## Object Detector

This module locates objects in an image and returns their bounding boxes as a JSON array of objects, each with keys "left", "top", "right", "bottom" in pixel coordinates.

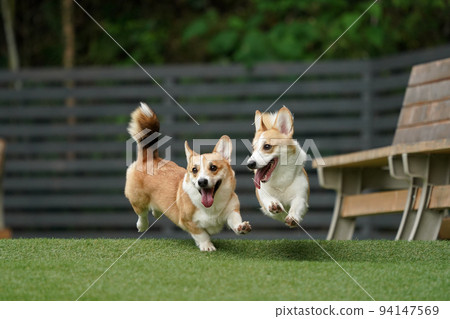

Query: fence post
[
  {"left": 361, "top": 60, "right": 373, "bottom": 150},
  {"left": 163, "top": 76, "right": 176, "bottom": 125},
  {"left": 360, "top": 60, "right": 374, "bottom": 238}
]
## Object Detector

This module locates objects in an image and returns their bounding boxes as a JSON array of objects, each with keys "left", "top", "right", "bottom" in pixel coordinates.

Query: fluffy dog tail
[{"left": 128, "top": 102, "right": 161, "bottom": 158}]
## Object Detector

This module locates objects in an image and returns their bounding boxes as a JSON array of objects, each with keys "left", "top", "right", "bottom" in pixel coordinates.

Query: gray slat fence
[{"left": 1, "top": 45, "right": 449, "bottom": 239}]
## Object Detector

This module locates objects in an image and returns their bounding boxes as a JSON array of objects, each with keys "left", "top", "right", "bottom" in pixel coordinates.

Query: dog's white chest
[
  {"left": 193, "top": 208, "right": 226, "bottom": 235},
  {"left": 268, "top": 167, "right": 307, "bottom": 197}
]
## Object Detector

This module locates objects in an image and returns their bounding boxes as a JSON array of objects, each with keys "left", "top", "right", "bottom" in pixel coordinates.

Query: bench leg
[
  {"left": 388, "top": 155, "right": 419, "bottom": 241},
  {"left": 413, "top": 208, "right": 444, "bottom": 240},
  {"left": 321, "top": 168, "right": 360, "bottom": 240},
  {"left": 327, "top": 192, "right": 356, "bottom": 240},
  {"left": 402, "top": 154, "right": 448, "bottom": 241},
  {"left": 395, "top": 183, "right": 419, "bottom": 240}
]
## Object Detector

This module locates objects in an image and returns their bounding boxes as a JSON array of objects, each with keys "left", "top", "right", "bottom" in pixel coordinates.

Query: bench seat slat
[
  {"left": 313, "top": 139, "right": 450, "bottom": 168},
  {"left": 313, "top": 146, "right": 393, "bottom": 168}
]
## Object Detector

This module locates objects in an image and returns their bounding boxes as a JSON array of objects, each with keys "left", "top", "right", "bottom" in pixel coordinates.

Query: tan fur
[
  {"left": 125, "top": 104, "right": 248, "bottom": 249},
  {"left": 125, "top": 157, "right": 196, "bottom": 229},
  {"left": 253, "top": 107, "right": 308, "bottom": 196},
  {"left": 250, "top": 106, "right": 310, "bottom": 227}
]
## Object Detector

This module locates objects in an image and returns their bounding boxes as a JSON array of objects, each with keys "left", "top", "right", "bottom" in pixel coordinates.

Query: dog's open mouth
[
  {"left": 254, "top": 157, "right": 278, "bottom": 189},
  {"left": 199, "top": 180, "right": 222, "bottom": 208}
]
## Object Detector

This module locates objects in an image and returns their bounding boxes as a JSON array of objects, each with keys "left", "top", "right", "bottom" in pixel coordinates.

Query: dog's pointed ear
[
  {"left": 214, "top": 135, "right": 232, "bottom": 162},
  {"left": 254, "top": 110, "right": 267, "bottom": 132},
  {"left": 184, "top": 141, "right": 193, "bottom": 164},
  {"left": 274, "top": 106, "right": 293, "bottom": 136}
]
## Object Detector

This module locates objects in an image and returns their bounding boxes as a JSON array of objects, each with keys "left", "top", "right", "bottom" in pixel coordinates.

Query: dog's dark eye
[
  {"left": 210, "top": 164, "right": 217, "bottom": 172},
  {"left": 263, "top": 144, "right": 272, "bottom": 150},
  {"left": 192, "top": 167, "right": 198, "bottom": 174}
]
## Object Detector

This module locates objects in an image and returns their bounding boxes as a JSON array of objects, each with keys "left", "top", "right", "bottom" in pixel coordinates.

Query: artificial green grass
[{"left": 0, "top": 238, "right": 449, "bottom": 300}]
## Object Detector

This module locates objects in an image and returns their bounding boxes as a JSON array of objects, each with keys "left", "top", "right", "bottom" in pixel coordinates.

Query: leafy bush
[{"left": 3, "top": 0, "right": 449, "bottom": 67}]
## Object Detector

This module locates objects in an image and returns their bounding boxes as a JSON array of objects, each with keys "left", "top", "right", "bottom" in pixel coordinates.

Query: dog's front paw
[
  {"left": 199, "top": 241, "right": 216, "bottom": 252},
  {"left": 268, "top": 201, "right": 284, "bottom": 214},
  {"left": 285, "top": 215, "right": 300, "bottom": 228},
  {"left": 236, "top": 221, "right": 252, "bottom": 234}
]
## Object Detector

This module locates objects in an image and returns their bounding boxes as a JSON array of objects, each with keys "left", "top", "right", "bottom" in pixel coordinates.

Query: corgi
[
  {"left": 125, "top": 102, "right": 251, "bottom": 251},
  {"left": 247, "top": 106, "right": 309, "bottom": 228}
]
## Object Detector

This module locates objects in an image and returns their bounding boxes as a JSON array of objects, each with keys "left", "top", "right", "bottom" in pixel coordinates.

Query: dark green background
[{"left": 2, "top": 0, "right": 449, "bottom": 67}]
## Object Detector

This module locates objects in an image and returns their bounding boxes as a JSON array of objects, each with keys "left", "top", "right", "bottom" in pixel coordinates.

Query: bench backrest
[{"left": 393, "top": 58, "right": 450, "bottom": 144}]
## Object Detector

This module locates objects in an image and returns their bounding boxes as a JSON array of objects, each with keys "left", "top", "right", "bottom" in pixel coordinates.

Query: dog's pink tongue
[
  {"left": 254, "top": 169, "right": 264, "bottom": 189},
  {"left": 200, "top": 188, "right": 214, "bottom": 207}
]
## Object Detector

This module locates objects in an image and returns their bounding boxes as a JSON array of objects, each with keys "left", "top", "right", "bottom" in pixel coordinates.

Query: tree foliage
[{"left": 1, "top": 0, "right": 449, "bottom": 67}]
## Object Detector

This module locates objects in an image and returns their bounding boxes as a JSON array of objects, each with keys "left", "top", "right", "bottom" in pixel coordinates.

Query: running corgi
[
  {"left": 247, "top": 106, "right": 309, "bottom": 227},
  {"left": 125, "top": 103, "right": 251, "bottom": 251}
]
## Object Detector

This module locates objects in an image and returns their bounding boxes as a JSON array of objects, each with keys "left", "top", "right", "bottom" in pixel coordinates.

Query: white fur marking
[{"left": 140, "top": 102, "right": 153, "bottom": 117}]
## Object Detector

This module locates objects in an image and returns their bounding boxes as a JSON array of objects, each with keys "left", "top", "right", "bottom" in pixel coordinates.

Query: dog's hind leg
[
  {"left": 131, "top": 203, "right": 149, "bottom": 232},
  {"left": 152, "top": 209, "right": 162, "bottom": 219}
]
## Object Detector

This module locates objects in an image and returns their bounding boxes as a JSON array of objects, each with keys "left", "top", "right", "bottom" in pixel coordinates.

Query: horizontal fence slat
[
  {"left": 0, "top": 98, "right": 365, "bottom": 120},
  {"left": 0, "top": 79, "right": 365, "bottom": 101},
  {"left": 0, "top": 60, "right": 368, "bottom": 83},
  {"left": 372, "top": 73, "right": 410, "bottom": 92},
  {"left": 4, "top": 177, "right": 126, "bottom": 190},
  {"left": 1, "top": 45, "right": 445, "bottom": 84},
  {"left": 6, "top": 142, "right": 126, "bottom": 154},
  {"left": 0, "top": 85, "right": 164, "bottom": 101},
  {"left": 0, "top": 123, "right": 127, "bottom": 137},
  {"left": 5, "top": 159, "right": 125, "bottom": 172},
  {"left": 3, "top": 174, "right": 324, "bottom": 193},
  {"left": 373, "top": 45, "right": 450, "bottom": 72},
  {"left": 4, "top": 210, "right": 333, "bottom": 229},
  {"left": 4, "top": 192, "right": 334, "bottom": 209},
  {"left": 0, "top": 118, "right": 363, "bottom": 137},
  {"left": 372, "top": 95, "right": 404, "bottom": 113},
  {"left": 0, "top": 104, "right": 140, "bottom": 119},
  {"left": 4, "top": 136, "right": 362, "bottom": 155}
]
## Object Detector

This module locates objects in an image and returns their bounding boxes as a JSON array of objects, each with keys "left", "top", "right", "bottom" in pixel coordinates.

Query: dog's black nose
[
  {"left": 198, "top": 178, "right": 208, "bottom": 188},
  {"left": 247, "top": 161, "right": 256, "bottom": 170}
]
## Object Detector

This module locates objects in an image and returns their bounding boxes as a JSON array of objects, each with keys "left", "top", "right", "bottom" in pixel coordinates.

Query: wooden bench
[
  {"left": 0, "top": 139, "right": 11, "bottom": 238},
  {"left": 313, "top": 58, "right": 450, "bottom": 240}
]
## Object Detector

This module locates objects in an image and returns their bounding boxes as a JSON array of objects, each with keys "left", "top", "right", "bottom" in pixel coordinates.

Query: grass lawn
[{"left": 0, "top": 238, "right": 449, "bottom": 300}]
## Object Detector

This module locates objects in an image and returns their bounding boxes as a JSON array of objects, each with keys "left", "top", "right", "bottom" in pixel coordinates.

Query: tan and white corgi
[
  {"left": 125, "top": 103, "right": 251, "bottom": 251},
  {"left": 247, "top": 106, "right": 309, "bottom": 227}
]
